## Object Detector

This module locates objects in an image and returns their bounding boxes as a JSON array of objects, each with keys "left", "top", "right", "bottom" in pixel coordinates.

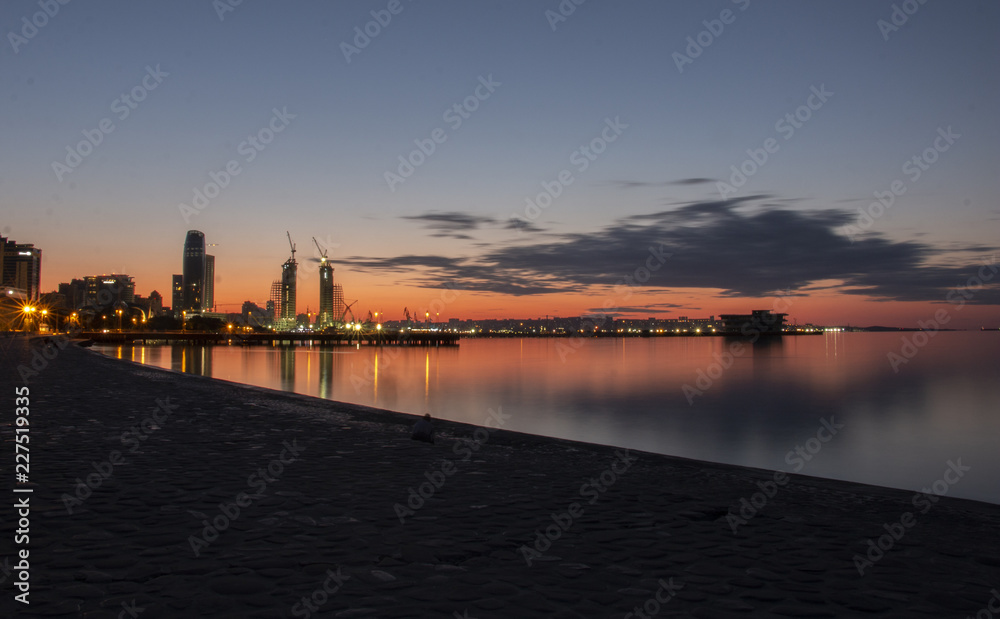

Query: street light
[{"left": 22, "top": 305, "right": 35, "bottom": 332}]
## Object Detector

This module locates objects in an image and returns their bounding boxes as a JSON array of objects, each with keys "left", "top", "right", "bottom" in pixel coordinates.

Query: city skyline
[{"left": 4, "top": 1, "right": 999, "bottom": 328}]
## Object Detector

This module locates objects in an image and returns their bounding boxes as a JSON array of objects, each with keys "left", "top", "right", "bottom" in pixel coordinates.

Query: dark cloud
[
  {"left": 609, "top": 178, "right": 715, "bottom": 189},
  {"left": 401, "top": 211, "right": 497, "bottom": 239},
  {"left": 505, "top": 217, "right": 545, "bottom": 233},
  {"left": 335, "top": 199, "right": 1000, "bottom": 303}
]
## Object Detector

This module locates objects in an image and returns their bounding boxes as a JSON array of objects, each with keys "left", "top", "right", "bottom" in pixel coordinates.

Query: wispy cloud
[
  {"left": 608, "top": 177, "right": 715, "bottom": 189},
  {"left": 400, "top": 211, "right": 497, "bottom": 239}
]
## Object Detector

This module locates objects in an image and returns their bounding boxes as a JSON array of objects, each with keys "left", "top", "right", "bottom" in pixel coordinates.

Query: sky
[{"left": 2, "top": 0, "right": 999, "bottom": 327}]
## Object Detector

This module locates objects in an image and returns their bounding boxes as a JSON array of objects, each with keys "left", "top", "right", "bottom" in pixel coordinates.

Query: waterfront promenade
[{"left": 2, "top": 334, "right": 999, "bottom": 617}]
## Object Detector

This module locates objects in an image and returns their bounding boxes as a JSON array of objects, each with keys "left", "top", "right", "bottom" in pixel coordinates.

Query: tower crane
[{"left": 312, "top": 237, "right": 329, "bottom": 262}]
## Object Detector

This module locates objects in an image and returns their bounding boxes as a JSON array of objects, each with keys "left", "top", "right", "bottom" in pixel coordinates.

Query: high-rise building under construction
[
  {"left": 280, "top": 258, "right": 296, "bottom": 322},
  {"left": 318, "top": 258, "right": 333, "bottom": 327}
]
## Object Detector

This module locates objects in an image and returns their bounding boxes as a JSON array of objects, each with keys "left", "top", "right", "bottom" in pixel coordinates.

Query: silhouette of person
[{"left": 411, "top": 413, "right": 434, "bottom": 444}]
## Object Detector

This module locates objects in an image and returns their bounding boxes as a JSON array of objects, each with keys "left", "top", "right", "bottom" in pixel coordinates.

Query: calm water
[{"left": 97, "top": 332, "right": 1000, "bottom": 504}]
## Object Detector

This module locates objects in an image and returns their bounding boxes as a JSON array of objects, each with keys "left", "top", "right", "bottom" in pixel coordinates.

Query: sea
[{"left": 96, "top": 331, "right": 1000, "bottom": 504}]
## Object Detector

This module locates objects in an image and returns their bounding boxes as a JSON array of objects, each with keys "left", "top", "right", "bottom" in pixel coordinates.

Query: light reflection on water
[{"left": 100, "top": 332, "right": 1000, "bottom": 504}]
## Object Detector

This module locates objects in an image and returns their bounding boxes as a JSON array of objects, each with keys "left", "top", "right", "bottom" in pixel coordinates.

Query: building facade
[
  {"left": 279, "top": 256, "right": 296, "bottom": 324},
  {"left": 318, "top": 259, "right": 333, "bottom": 327},
  {"left": 172, "top": 274, "right": 184, "bottom": 318},
  {"left": 719, "top": 310, "right": 787, "bottom": 335},
  {"left": 182, "top": 230, "right": 206, "bottom": 313},
  {"left": 205, "top": 254, "right": 215, "bottom": 313},
  {"left": 1, "top": 236, "right": 42, "bottom": 301}
]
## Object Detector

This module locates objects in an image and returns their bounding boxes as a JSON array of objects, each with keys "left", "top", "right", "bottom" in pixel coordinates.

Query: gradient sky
[{"left": 3, "top": 0, "right": 998, "bottom": 327}]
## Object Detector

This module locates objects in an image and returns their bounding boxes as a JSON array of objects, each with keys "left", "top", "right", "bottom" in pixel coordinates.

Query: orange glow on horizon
[{"left": 35, "top": 243, "right": 999, "bottom": 330}]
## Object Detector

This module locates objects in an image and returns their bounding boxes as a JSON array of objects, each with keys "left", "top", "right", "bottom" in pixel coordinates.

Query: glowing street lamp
[{"left": 22, "top": 305, "right": 35, "bottom": 331}]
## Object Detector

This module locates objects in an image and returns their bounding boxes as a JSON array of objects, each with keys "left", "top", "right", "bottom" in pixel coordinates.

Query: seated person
[{"left": 411, "top": 413, "right": 434, "bottom": 444}]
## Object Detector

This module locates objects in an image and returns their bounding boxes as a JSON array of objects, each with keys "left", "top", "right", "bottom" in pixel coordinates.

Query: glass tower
[{"left": 182, "top": 230, "right": 206, "bottom": 313}]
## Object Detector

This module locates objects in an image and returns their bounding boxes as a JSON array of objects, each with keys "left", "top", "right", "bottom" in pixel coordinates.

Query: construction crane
[
  {"left": 286, "top": 231, "right": 296, "bottom": 261},
  {"left": 312, "top": 237, "right": 328, "bottom": 263}
]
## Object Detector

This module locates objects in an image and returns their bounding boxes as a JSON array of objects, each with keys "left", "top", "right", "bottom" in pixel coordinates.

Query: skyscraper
[
  {"left": 205, "top": 254, "right": 215, "bottom": 313},
  {"left": 1, "top": 236, "right": 42, "bottom": 301},
  {"left": 280, "top": 256, "right": 296, "bottom": 323},
  {"left": 182, "top": 230, "right": 206, "bottom": 313},
  {"left": 172, "top": 275, "right": 183, "bottom": 318},
  {"left": 318, "top": 257, "right": 333, "bottom": 327}
]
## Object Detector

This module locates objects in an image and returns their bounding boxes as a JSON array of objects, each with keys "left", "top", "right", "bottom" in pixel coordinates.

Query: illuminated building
[
  {"left": 280, "top": 257, "right": 296, "bottom": 325},
  {"left": 1, "top": 236, "right": 42, "bottom": 301},
  {"left": 182, "top": 230, "right": 206, "bottom": 313},
  {"left": 172, "top": 274, "right": 184, "bottom": 318}
]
